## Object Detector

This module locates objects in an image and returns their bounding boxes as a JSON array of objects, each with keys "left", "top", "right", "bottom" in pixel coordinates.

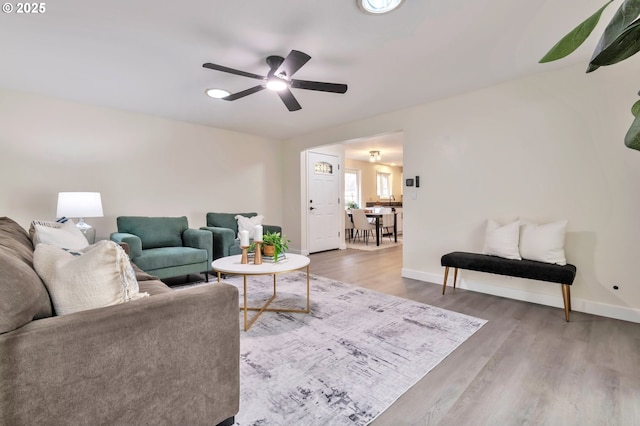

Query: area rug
[
  {"left": 346, "top": 235, "right": 402, "bottom": 251},
  {"left": 190, "top": 272, "right": 486, "bottom": 426}
]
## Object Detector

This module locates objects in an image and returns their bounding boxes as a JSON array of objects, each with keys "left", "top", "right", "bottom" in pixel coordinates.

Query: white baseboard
[
  {"left": 290, "top": 248, "right": 309, "bottom": 256},
  {"left": 401, "top": 268, "right": 640, "bottom": 324}
]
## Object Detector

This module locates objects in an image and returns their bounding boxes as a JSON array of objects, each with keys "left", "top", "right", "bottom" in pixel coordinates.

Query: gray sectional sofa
[{"left": 0, "top": 217, "right": 239, "bottom": 426}]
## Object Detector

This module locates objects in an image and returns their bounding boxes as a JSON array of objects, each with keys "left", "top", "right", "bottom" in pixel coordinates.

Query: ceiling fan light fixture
[
  {"left": 266, "top": 79, "right": 288, "bottom": 92},
  {"left": 205, "top": 88, "right": 231, "bottom": 99},
  {"left": 357, "top": 0, "right": 404, "bottom": 14}
]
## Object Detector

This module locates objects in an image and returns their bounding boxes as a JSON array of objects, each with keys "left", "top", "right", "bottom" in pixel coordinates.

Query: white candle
[
  {"left": 239, "top": 229, "right": 249, "bottom": 247},
  {"left": 254, "top": 225, "right": 263, "bottom": 242}
]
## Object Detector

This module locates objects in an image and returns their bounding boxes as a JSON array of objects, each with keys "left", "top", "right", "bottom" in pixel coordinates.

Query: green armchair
[
  {"left": 110, "top": 216, "right": 212, "bottom": 280},
  {"left": 200, "top": 212, "right": 282, "bottom": 260}
]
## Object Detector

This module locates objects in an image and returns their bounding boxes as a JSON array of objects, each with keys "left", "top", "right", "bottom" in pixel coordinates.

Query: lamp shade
[{"left": 56, "top": 192, "right": 104, "bottom": 218}]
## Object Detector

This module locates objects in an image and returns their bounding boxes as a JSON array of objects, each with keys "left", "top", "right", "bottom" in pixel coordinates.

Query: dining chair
[
  {"left": 351, "top": 209, "right": 376, "bottom": 245},
  {"left": 380, "top": 208, "right": 395, "bottom": 241},
  {"left": 345, "top": 210, "right": 354, "bottom": 242}
]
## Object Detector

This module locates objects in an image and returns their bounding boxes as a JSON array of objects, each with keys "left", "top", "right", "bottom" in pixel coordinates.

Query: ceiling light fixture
[
  {"left": 369, "top": 150, "right": 381, "bottom": 162},
  {"left": 266, "top": 78, "right": 288, "bottom": 92},
  {"left": 205, "top": 88, "right": 230, "bottom": 99},
  {"left": 357, "top": 0, "right": 404, "bottom": 14}
]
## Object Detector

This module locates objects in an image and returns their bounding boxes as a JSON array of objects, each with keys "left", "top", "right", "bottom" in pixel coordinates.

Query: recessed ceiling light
[
  {"left": 357, "top": 0, "right": 404, "bottom": 14},
  {"left": 205, "top": 88, "right": 230, "bottom": 99}
]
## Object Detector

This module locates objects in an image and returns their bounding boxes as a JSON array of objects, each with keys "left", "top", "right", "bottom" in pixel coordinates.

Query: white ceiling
[
  {"left": 1, "top": 0, "right": 601, "bottom": 150},
  {"left": 343, "top": 131, "right": 404, "bottom": 166}
]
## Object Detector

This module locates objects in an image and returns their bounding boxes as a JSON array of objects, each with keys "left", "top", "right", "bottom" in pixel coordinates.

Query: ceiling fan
[{"left": 203, "top": 50, "right": 348, "bottom": 112}]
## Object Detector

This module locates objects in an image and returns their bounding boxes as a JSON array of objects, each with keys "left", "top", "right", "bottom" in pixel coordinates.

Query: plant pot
[{"left": 263, "top": 244, "right": 276, "bottom": 257}]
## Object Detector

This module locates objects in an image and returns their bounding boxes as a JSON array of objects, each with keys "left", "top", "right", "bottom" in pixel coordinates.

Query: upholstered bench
[{"left": 441, "top": 251, "right": 577, "bottom": 321}]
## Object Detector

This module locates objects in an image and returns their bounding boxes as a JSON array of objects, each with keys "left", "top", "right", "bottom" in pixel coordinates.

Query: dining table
[{"left": 348, "top": 210, "right": 398, "bottom": 246}]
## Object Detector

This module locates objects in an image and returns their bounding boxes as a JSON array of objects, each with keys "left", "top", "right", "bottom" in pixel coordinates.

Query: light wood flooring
[{"left": 308, "top": 246, "right": 640, "bottom": 426}]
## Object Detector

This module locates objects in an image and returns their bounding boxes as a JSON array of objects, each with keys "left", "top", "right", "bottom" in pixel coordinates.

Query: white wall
[
  {"left": 0, "top": 88, "right": 284, "bottom": 241},
  {"left": 283, "top": 60, "right": 640, "bottom": 322}
]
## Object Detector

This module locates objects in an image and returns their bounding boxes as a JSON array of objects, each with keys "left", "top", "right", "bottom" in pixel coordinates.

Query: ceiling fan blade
[
  {"left": 223, "top": 85, "right": 266, "bottom": 101},
  {"left": 291, "top": 79, "right": 348, "bottom": 94},
  {"left": 203, "top": 63, "right": 265, "bottom": 80},
  {"left": 277, "top": 88, "right": 302, "bottom": 111},
  {"left": 274, "top": 50, "right": 311, "bottom": 79}
]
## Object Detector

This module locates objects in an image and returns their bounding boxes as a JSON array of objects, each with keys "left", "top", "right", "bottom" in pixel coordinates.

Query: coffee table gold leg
[
  {"left": 237, "top": 264, "right": 311, "bottom": 331},
  {"left": 243, "top": 275, "right": 248, "bottom": 331},
  {"left": 306, "top": 265, "right": 310, "bottom": 313},
  {"left": 217, "top": 272, "right": 221, "bottom": 283}
]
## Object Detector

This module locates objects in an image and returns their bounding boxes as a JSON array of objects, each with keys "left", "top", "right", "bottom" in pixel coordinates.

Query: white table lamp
[{"left": 56, "top": 192, "right": 104, "bottom": 230}]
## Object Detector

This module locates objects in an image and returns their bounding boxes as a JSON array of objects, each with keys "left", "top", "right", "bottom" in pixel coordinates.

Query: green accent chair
[
  {"left": 110, "top": 216, "right": 212, "bottom": 281},
  {"left": 200, "top": 212, "right": 282, "bottom": 261}
]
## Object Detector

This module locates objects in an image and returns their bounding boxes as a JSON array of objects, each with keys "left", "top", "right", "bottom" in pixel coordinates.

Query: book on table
[{"left": 247, "top": 253, "right": 288, "bottom": 263}]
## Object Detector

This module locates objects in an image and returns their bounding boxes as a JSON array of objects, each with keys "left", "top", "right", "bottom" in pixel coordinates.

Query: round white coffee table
[{"left": 211, "top": 253, "right": 311, "bottom": 331}]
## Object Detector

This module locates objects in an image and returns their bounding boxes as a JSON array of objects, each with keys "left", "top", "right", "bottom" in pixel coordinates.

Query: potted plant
[
  {"left": 346, "top": 201, "right": 359, "bottom": 210},
  {"left": 253, "top": 231, "right": 290, "bottom": 262},
  {"left": 539, "top": 0, "right": 640, "bottom": 150}
]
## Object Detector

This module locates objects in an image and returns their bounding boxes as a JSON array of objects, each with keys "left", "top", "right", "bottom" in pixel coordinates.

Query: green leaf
[
  {"left": 588, "top": 0, "right": 640, "bottom": 72},
  {"left": 590, "top": 19, "right": 640, "bottom": 66},
  {"left": 632, "top": 99, "right": 640, "bottom": 116},
  {"left": 624, "top": 111, "right": 640, "bottom": 150},
  {"left": 539, "top": 1, "right": 614, "bottom": 63}
]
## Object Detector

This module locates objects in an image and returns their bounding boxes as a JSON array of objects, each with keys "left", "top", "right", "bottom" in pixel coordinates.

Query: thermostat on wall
[{"left": 405, "top": 178, "right": 414, "bottom": 187}]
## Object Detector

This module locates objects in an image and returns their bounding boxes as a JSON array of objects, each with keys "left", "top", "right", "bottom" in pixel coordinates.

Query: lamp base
[{"left": 76, "top": 218, "right": 93, "bottom": 230}]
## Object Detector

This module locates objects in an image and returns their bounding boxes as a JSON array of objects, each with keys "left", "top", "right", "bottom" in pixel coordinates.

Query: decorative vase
[{"left": 263, "top": 244, "right": 276, "bottom": 257}]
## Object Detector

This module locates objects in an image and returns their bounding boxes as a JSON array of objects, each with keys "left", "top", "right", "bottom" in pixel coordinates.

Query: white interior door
[{"left": 307, "top": 151, "right": 340, "bottom": 253}]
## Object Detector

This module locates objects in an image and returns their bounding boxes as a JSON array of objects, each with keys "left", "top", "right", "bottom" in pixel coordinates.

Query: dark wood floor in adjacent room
[{"left": 309, "top": 246, "right": 640, "bottom": 426}]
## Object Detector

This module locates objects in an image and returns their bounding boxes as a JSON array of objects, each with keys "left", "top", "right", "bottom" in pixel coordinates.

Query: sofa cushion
[
  {"left": 0, "top": 251, "right": 54, "bottom": 334},
  {"left": 0, "top": 217, "right": 53, "bottom": 334},
  {"left": 132, "top": 247, "right": 208, "bottom": 271},
  {"left": 117, "top": 216, "right": 188, "bottom": 249},
  {"left": 34, "top": 241, "right": 149, "bottom": 316},
  {"left": 235, "top": 214, "right": 264, "bottom": 239},
  {"left": 29, "top": 219, "right": 89, "bottom": 250},
  {"left": 207, "top": 212, "right": 257, "bottom": 235}
]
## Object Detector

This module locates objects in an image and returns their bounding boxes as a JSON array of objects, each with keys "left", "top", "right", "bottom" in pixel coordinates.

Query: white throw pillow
[
  {"left": 235, "top": 215, "right": 264, "bottom": 239},
  {"left": 33, "top": 240, "right": 148, "bottom": 316},
  {"left": 482, "top": 219, "right": 522, "bottom": 260},
  {"left": 31, "top": 219, "right": 89, "bottom": 250},
  {"left": 519, "top": 220, "right": 567, "bottom": 265}
]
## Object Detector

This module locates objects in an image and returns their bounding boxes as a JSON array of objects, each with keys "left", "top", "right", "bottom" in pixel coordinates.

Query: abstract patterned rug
[{"left": 201, "top": 272, "right": 487, "bottom": 426}]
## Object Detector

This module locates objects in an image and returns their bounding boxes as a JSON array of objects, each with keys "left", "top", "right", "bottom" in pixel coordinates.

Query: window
[
  {"left": 314, "top": 161, "right": 333, "bottom": 175},
  {"left": 344, "top": 169, "right": 360, "bottom": 208},
  {"left": 377, "top": 172, "right": 391, "bottom": 199}
]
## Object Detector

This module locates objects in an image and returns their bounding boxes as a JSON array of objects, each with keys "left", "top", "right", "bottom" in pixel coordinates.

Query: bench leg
[
  {"left": 453, "top": 268, "right": 458, "bottom": 290},
  {"left": 561, "top": 284, "right": 571, "bottom": 322},
  {"left": 442, "top": 267, "right": 449, "bottom": 295},
  {"left": 442, "top": 267, "right": 459, "bottom": 295}
]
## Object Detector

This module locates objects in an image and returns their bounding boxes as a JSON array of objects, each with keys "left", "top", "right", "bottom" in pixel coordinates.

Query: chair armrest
[
  {"left": 0, "top": 284, "right": 240, "bottom": 425},
  {"left": 110, "top": 232, "right": 142, "bottom": 258},
  {"left": 183, "top": 228, "right": 213, "bottom": 264},
  {"left": 263, "top": 224, "right": 282, "bottom": 235},
  {"left": 200, "top": 226, "right": 237, "bottom": 260}
]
